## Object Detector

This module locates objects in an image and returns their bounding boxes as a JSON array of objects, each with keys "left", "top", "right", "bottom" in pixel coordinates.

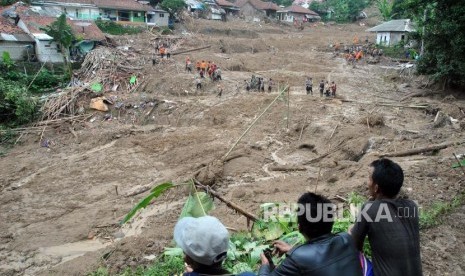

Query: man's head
[
  {"left": 369, "top": 158, "right": 404, "bottom": 198},
  {"left": 297, "top": 192, "right": 334, "bottom": 239},
  {"left": 174, "top": 216, "right": 229, "bottom": 268}
]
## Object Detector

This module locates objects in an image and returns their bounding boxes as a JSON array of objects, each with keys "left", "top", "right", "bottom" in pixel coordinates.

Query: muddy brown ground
[{"left": 0, "top": 18, "right": 464, "bottom": 275}]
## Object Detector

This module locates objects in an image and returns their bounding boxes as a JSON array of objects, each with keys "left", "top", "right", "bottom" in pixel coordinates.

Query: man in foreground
[
  {"left": 174, "top": 216, "right": 255, "bottom": 276},
  {"left": 258, "top": 192, "right": 362, "bottom": 276},
  {"left": 350, "top": 158, "right": 422, "bottom": 276}
]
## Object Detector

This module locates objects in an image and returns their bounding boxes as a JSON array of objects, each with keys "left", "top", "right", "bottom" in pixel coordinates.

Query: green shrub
[
  {"left": 95, "top": 20, "right": 145, "bottom": 35},
  {"left": 0, "top": 77, "right": 37, "bottom": 125},
  {"left": 1, "top": 51, "right": 15, "bottom": 71},
  {"left": 4, "top": 69, "right": 65, "bottom": 93}
]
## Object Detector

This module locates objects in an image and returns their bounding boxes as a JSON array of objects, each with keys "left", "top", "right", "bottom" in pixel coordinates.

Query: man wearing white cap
[{"left": 174, "top": 216, "right": 255, "bottom": 276}]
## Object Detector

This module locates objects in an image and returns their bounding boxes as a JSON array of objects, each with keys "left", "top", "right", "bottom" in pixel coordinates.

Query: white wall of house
[
  {"left": 64, "top": 7, "right": 100, "bottom": 20},
  {"left": 35, "top": 39, "right": 63, "bottom": 63},
  {"left": 0, "top": 42, "right": 33, "bottom": 61},
  {"left": 376, "top": 32, "right": 407, "bottom": 46},
  {"left": 279, "top": 12, "right": 307, "bottom": 22},
  {"left": 376, "top": 32, "right": 390, "bottom": 45},
  {"left": 211, "top": 13, "right": 222, "bottom": 20},
  {"left": 147, "top": 12, "right": 169, "bottom": 26}
]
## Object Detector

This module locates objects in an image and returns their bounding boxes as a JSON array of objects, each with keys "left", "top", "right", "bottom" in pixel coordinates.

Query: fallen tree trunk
[
  {"left": 171, "top": 45, "right": 211, "bottom": 56},
  {"left": 268, "top": 165, "right": 306, "bottom": 172},
  {"left": 379, "top": 141, "right": 464, "bottom": 157},
  {"left": 194, "top": 179, "right": 258, "bottom": 222}
]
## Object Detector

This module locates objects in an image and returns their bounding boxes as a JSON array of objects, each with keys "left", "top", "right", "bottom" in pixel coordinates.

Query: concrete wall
[
  {"left": 279, "top": 12, "right": 306, "bottom": 22},
  {"left": 35, "top": 40, "right": 63, "bottom": 63},
  {"left": 240, "top": 3, "right": 265, "bottom": 19},
  {"left": 147, "top": 12, "right": 169, "bottom": 26},
  {"left": 0, "top": 42, "right": 34, "bottom": 61},
  {"left": 65, "top": 7, "right": 100, "bottom": 20},
  {"left": 376, "top": 32, "right": 407, "bottom": 46}
]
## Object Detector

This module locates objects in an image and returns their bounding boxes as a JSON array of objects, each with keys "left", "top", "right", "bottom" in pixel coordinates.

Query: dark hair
[
  {"left": 370, "top": 158, "right": 404, "bottom": 198},
  {"left": 297, "top": 192, "right": 334, "bottom": 238}
]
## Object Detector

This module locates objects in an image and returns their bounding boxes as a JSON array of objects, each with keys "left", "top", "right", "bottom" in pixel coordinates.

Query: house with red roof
[
  {"left": 234, "top": 0, "right": 280, "bottom": 20},
  {"left": 1, "top": 2, "right": 105, "bottom": 62},
  {"left": 277, "top": 5, "right": 320, "bottom": 23},
  {"left": 0, "top": 15, "right": 35, "bottom": 61},
  {"left": 215, "top": 0, "right": 240, "bottom": 16}
]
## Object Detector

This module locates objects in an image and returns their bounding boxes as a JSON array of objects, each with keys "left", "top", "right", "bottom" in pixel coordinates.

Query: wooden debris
[
  {"left": 379, "top": 141, "right": 465, "bottom": 157},
  {"left": 268, "top": 165, "right": 306, "bottom": 172},
  {"left": 194, "top": 179, "right": 258, "bottom": 222}
]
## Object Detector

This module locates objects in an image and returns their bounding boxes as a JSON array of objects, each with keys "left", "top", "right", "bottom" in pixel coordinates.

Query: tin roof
[{"left": 367, "top": 19, "right": 416, "bottom": 32}]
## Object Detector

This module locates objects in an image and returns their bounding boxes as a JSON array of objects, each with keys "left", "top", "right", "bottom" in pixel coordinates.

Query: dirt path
[{"left": 0, "top": 19, "right": 464, "bottom": 275}]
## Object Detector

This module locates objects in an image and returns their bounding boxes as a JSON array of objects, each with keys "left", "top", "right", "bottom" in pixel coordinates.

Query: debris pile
[{"left": 40, "top": 46, "right": 146, "bottom": 120}]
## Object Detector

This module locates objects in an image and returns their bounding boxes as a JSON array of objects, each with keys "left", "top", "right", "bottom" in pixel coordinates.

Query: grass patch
[
  {"left": 95, "top": 20, "right": 145, "bottom": 35},
  {"left": 419, "top": 192, "right": 465, "bottom": 229},
  {"left": 89, "top": 256, "right": 184, "bottom": 276}
]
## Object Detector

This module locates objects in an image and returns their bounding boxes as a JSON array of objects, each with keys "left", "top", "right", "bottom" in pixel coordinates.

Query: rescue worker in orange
[{"left": 200, "top": 60, "right": 207, "bottom": 73}]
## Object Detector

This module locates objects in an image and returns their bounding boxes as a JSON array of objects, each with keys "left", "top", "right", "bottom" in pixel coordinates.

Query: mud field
[{"left": 1, "top": 19, "right": 464, "bottom": 275}]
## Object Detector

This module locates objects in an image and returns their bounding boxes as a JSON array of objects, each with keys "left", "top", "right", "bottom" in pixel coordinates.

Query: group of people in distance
[
  {"left": 189, "top": 58, "right": 222, "bottom": 81},
  {"left": 306, "top": 77, "right": 337, "bottom": 97},
  {"left": 173, "top": 158, "right": 422, "bottom": 276}
]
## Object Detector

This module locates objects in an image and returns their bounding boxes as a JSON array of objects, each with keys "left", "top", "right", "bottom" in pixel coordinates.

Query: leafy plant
[
  {"left": 160, "top": 0, "right": 185, "bottom": 16},
  {"left": 179, "top": 191, "right": 214, "bottom": 218},
  {"left": 452, "top": 158, "right": 465, "bottom": 168},
  {"left": 40, "top": 14, "right": 75, "bottom": 77},
  {"left": 121, "top": 182, "right": 175, "bottom": 224},
  {"left": 1, "top": 51, "right": 15, "bottom": 71},
  {"left": 0, "top": 77, "right": 37, "bottom": 125},
  {"left": 419, "top": 193, "right": 465, "bottom": 229},
  {"left": 95, "top": 20, "right": 145, "bottom": 35},
  {"left": 377, "top": 0, "right": 395, "bottom": 21}
]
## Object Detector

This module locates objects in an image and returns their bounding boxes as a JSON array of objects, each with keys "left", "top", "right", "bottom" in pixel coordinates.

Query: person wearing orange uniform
[{"left": 200, "top": 60, "right": 207, "bottom": 73}]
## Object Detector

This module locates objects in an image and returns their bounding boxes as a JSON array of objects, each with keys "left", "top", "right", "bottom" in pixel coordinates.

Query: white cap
[{"left": 174, "top": 216, "right": 229, "bottom": 266}]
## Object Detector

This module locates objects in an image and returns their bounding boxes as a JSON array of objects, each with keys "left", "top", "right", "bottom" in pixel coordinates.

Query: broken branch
[
  {"left": 194, "top": 179, "right": 258, "bottom": 222},
  {"left": 379, "top": 141, "right": 464, "bottom": 157}
]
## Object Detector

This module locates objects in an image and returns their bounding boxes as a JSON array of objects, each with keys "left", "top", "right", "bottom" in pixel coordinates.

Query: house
[
  {"left": 203, "top": 0, "right": 226, "bottom": 20},
  {"left": 31, "top": 0, "right": 101, "bottom": 20},
  {"left": 234, "top": 0, "right": 280, "bottom": 20},
  {"left": 215, "top": 0, "right": 240, "bottom": 16},
  {"left": 185, "top": 0, "right": 205, "bottom": 13},
  {"left": 94, "top": 0, "right": 150, "bottom": 23},
  {"left": 1, "top": 2, "right": 105, "bottom": 63},
  {"left": 0, "top": 14, "right": 35, "bottom": 61},
  {"left": 277, "top": 5, "right": 320, "bottom": 22},
  {"left": 146, "top": 8, "right": 169, "bottom": 27},
  {"left": 366, "top": 19, "right": 415, "bottom": 46},
  {"left": 31, "top": 0, "right": 167, "bottom": 25}
]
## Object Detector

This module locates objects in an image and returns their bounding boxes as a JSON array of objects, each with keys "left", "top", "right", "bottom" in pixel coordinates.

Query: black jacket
[{"left": 258, "top": 233, "right": 362, "bottom": 276}]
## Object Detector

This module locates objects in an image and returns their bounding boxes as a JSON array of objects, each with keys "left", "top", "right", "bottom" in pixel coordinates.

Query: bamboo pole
[{"left": 223, "top": 85, "right": 288, "bottom": 159}]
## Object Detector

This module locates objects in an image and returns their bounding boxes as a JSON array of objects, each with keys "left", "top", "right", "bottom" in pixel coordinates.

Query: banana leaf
[
  {"left": 179, "top": 192, "right": 214, "bottom": 219},
  {"left": 121, "top": 182, "right": 174, "bottom": 224}
]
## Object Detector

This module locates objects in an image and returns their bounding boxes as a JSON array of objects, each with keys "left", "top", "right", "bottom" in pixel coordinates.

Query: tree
[
  {"left": 160, "top": 0, "right": 185, "bottom": 16},
  {"left": 327, "top": 0, "right": 370, "bottom": 22},
  {"left": 407, "top": 0, "right": 465, "bottom": 88},
  {"left": 377, "top": 0, "right": 395, "bottom": 21},
  {"left": 40, "top": 14, "right": 75, "bottom": 76}
]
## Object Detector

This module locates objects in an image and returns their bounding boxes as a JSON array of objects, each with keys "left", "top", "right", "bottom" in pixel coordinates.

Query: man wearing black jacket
[{"left": 258, "top": 193, "right": 362, "bottom": 276}]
